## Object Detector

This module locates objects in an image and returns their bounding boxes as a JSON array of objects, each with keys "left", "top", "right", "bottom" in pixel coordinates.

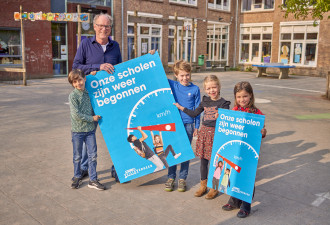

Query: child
[
  {"left": 127, "top": 126, "right": 165, "bottom": 172},
  {"left": 174, "top": 75, "right": 230, "bottom": 199},
  {"left": 212, "top": 160, "right": 224, "bottom": 192},
  {"left": 166, "top": 60, "right": 201, "bottom": 192},
  {"left": 68, "top": 69, "right": 105, "bottom": 190},
  {"left": 150, "top": 131, "right": 181, "bottom": 168},
  {"left": 222, "top": 81, "right": 267, "bottom": 218},
  {"left": 219, "top": 167, "right": 231, "bottom": 194}
]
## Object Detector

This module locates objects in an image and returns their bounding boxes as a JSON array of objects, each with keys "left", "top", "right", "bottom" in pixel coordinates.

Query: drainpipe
[
  {"left": 233, "top": 0, "right": 239, "bottom": 68},
  {"left": 121, "top": 0, "right": 124, "bottom": 56}
]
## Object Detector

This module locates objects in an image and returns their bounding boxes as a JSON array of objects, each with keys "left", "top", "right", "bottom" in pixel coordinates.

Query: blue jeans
[
  {"left": 81, "top": 143, "right": 88, "bottom": 171},
  {"left": 168, "top": 123, "right": 194, "bottom": 180},
  {"left": 72, "top": 130, "right": 98, "bottom": 181}
]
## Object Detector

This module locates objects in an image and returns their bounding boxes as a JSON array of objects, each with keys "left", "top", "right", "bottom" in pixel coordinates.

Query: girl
[
  {"left": 150, "top": 131, "right": 181, "bottom": 168},
  {"left": 212, "top": 160, "right": 224, "bottom": 192},
  {"left": 174, "top": 75, "right": 230, "bottom": 199},
  {"left": 222, "top": 81, "right": 267, "bottom": 218}
]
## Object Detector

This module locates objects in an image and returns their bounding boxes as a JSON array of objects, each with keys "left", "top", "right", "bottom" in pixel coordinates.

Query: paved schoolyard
[{"left": 1, "top": 71, "right": 329, "bottom": 225}]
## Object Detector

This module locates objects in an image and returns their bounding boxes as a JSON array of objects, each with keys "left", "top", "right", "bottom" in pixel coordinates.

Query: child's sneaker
[
  {"left": 164, "top": 178, "right": 175, "bottom": 192},
  {"left": 178, "top": 179, "right": 186, "bottom": 192},
  {"left": 71, "top": 177, "right": 82, "bottom": 189},
  {"left": 222, "top": 204, "right": 236, "bottom": 211},
  {"left": 237, "top": 209, "right": 249, "bottom": 218},
  {"left": 88, "top": 180, "right": 106, "bottom": 190},
  {"left": 174, "top": 153, "right": 181, "bottom": 159}
]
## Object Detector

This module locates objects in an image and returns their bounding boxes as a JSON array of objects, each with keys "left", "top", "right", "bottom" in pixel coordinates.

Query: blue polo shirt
[{"left": 72, "top": 36, "right": 122, "bottom": 75}]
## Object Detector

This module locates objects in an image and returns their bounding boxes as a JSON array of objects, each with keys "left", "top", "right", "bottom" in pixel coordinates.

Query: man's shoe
[
  {"left": 88, "top": 180, "right": 106, "bottom": 190},
  {"left": 71, "top": 177, "right": 82, "bottom": 189},
  {"left": 164, "top": 178, "right": 175, "bottom": 192},
  {"left": 81, "top": 170, "right": 89, "bottom": 179},
  {"left": 222, "top": 204, "right": 236, "bottom": 211},
  {"left": 237, "top": 209, "right": 249, "bottom": 218},
  {"left": 178, "top": 179, "right": 186, "bottom": 192}
]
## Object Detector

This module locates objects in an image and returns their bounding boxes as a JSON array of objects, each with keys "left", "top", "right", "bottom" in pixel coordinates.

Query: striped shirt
[{"left": 69, "top": 88, "right": 96, "bottom": 132}]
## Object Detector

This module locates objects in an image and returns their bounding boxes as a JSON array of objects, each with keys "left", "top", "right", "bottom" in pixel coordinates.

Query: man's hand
[
  {"left": 193, "top": 129, "right": 198, "bottom": 137},
  {"left": 100, "top": 63, "right": 115, "bottom": 74}
]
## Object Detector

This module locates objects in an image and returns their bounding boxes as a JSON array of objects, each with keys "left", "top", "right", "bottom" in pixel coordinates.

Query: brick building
[{"left": 1, "top": 0, "right": 329, "bottom": 80}]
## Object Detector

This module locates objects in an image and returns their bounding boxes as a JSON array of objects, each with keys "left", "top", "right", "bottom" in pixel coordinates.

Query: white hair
[{"left": 93, "top": 13, "right": 113, "bottom": 25}]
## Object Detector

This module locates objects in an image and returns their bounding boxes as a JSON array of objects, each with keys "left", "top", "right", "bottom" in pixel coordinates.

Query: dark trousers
[
  {"left": 227, "top": 187, "right": 255, "bottom": 213},
  {"left": 158, "top": 145, "right": 175, "bottom": 168},
  {"left": 200, "top": 158, "right": 209, "bottom": 180}
]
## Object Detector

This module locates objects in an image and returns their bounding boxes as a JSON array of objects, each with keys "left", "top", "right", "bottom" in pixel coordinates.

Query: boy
[
  {"left": 219, "top": 167, "right": 231, "bottom": 194},
  {"left": 68, "top": 69, "right": 105, "bottom": 190},
  {"left": 166, "top": 60, "right": 201, "bottom": 192}
]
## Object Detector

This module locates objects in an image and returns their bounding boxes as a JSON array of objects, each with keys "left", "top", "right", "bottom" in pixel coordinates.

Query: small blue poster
[
  {"left": 207, "top": 109, "right": 265, "bottom": 203},
  {"left": 85, "top": 53, "right": 195, "bottom": 183}
]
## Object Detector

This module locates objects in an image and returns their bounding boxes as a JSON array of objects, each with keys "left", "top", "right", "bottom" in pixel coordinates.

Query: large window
[
  {"left": 208, "top": 0, "right": 230, "bottom": 11},
  {"left": 279, "top": 22, "right": 319, "bottom": 66},
  {"left": 239, "top": 24, "right": 273, "bottom": 63},
  {"left": 242, "top": 0, "right": 274, "bottom": 12},
  {"left": 67, "top": 0, "right": 111, "bottom": 7},
  {"left": 0, "top": 29, "right": 21, "bottom": 66},
  {"left": 206, "top": 23, "right": 229, "bottom": 66},
  {"left": 169, "top": 0, "right": 197, "bottom": 6},
  {"left": 127, "top": 24, "right": 162, "bottom": 60},
  {"left": 168, "top": 22, "right": 196, "bottom": 63}
]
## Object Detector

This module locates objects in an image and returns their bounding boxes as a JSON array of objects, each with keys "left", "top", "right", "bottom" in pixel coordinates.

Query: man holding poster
[
  {"left": 208, "top": 81, "right": 266, "bottom": 218},
  {"left": 85, "top": 53, "right": 195, "bottom": 183}
]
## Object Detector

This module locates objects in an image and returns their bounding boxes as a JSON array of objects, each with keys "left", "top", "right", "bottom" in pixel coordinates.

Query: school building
[{"left": 1, "top": 0, "right": 329, "bottom": 80}]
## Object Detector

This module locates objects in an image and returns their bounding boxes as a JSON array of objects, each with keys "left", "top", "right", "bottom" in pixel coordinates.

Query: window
[
  {"left": 168, "top": 22, "right": 196, "bottom": 63},
  {"left": 239, "top": 24, "right": 273, "bottom": 63},
  {"left": 0, "top": 29, "right": 21, "bottom": 65},
  {"left": 67, "top": 0, "right": 111, "bottom": 7},
  {"left": 127, "top": 24, "right": 162, "bottom": 60},
  {"left": 169, "top": 0, "right": 197, "bottom": 6},
  {"left": 206, "top": 23, "right": 229, "bottom": 66},
  {"left": 52, "top": 23, "right": 67, "bottom": 75},
  {"left": 279, "top": 22, "right": 319, "bottom": 66},
  {"left": 208, "top": 0, "right": 230, "bottom": 11},
  {"left": 242, "top": 0, "right": 274, "bottom": 12}
]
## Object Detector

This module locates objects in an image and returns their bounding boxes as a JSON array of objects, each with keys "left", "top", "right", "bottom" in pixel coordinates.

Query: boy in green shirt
[{"left": 68, "top": 69, "right": 105, "bottom": 190}]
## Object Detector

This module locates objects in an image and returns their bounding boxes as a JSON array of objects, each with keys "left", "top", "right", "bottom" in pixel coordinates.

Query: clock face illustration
[
  {"left": 126, "top": 88, "right": 174, "bottom": 147},
  {"left": 213, "top": 140, "right": 259, "bottom": 173}
]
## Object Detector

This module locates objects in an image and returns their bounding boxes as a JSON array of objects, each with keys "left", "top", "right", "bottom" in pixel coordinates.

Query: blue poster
[
  {"left": 207, "top": 109, "right": 265, "bottom": 203},
  {"left": 85, "top": 53, "right": 195, "bottom": 183}
]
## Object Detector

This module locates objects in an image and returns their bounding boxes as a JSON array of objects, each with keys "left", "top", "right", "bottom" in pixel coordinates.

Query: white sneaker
[{"left": 174, "top": 153, "right": 181, "bottom": 159}]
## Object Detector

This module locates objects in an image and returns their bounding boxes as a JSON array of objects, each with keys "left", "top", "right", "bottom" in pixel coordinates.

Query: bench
[{"left": 252, "top": 63, "right": 295, "bottom": 79}]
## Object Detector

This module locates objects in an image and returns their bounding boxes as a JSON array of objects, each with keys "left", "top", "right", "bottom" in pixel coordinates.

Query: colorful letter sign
[
  {"left": 85, "top": 53, "right": 195, "bottom": 183},
  {"left": 207, "top": 109, "right": 265, "bottom": 203}
]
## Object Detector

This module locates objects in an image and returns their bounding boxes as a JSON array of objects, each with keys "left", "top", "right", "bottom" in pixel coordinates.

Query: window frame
[
  {"left": 0, "top": 27, "right": 22, "bottom": 66},
  {"left": 169, "top": 0, "right": 197, "bottom": 6},
  {"left": 208, "top": 0, "right": 231, "bottom": 11},
  {"left": 241, "top": 0, "right": 274, "bottom": 12},
  {"left": 278, "top": 21, "right": 319, "bottom": 67}
]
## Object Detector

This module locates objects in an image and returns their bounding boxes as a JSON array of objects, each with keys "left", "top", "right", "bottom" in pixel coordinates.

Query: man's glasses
[{"left": 95, "top": 24, "right": 111, "bottom": 29}]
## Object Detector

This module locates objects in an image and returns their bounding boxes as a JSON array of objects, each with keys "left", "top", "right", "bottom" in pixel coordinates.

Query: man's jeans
[
  {"left": 72, "top": 130, "right": 98, "bottom": 181},
  {"left": 168, "top": 123, "right": 194, "bottom": 180}
]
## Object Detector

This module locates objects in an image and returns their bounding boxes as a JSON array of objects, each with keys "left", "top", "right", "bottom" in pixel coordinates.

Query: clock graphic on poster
[
  {"left": 126, "top": 88, "right": 175, "bottom": 147},
  {"left": 213, "top": 140, "right": 259, "bottom": 174}
]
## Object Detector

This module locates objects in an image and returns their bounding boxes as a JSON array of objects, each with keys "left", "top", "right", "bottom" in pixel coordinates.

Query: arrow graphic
[
  {"left": 216, "top": 153, "right": 241, "bottom": 173},
  {"left": 127, "top": 123, "right": 176, "bottom": 132}
]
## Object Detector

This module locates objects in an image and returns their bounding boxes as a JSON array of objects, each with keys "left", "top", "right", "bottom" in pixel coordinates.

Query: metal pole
[
  {"left": 20, "top": 5, "right": 26, "bottom": 86},
  {"left": 190, "top": 19, "right": 195, "bottom": 64}
]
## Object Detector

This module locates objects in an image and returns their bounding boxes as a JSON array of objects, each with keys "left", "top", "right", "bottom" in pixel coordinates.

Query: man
[
  {"left": 72, "top": 13, "right": 122, "bottom": 179},
  {"left": 73, "top": 13, "right": 122, "bottom": 75}
]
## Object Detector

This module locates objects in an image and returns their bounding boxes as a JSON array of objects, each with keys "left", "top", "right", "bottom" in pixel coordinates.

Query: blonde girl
[{"left": 174, "top": 75, "right": 231, "bottom": 199}]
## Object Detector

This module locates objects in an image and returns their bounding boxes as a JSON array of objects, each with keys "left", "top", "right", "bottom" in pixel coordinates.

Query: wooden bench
[{"left": 252, "top": 63, "right": 295, "bottom": 79}]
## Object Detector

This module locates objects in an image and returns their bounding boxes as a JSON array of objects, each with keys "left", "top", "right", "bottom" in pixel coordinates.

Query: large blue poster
[
  {"left": 85, "top": 53, "right": 195, "bottom": 183},
  {"left": 207, "top": 109, "right": 265, "bottom": 203}
]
